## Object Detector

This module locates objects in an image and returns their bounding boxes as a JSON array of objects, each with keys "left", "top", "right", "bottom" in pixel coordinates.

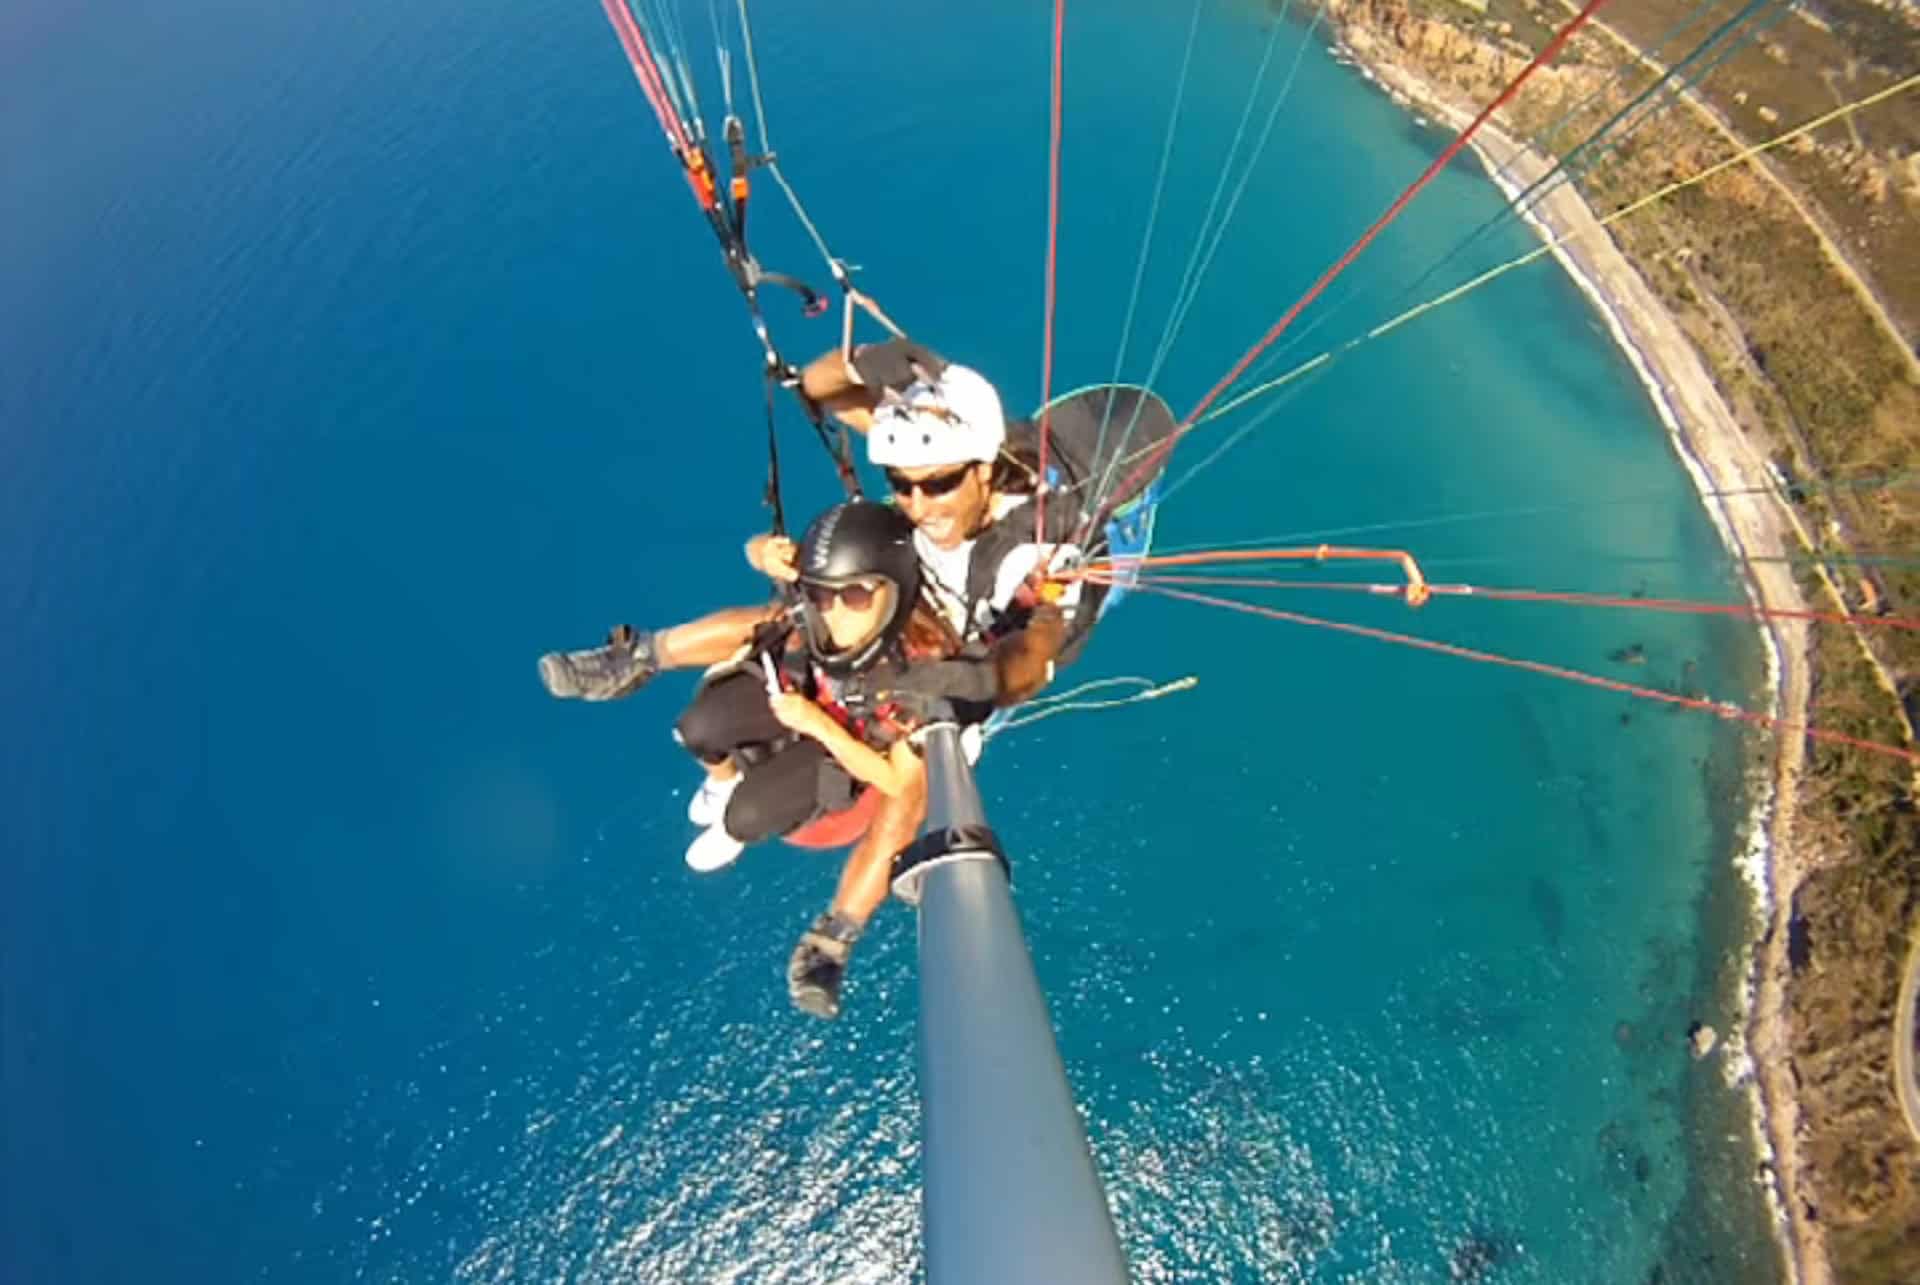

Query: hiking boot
[
  {"left": 787, "top": 911, "right": 864, "bottom": 1020},
  {"left": 539, "top": 625, "right": 658, "bottom": 701}
]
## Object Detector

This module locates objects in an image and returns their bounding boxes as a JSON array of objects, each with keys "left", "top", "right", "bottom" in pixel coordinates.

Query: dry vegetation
[
  {"left": 1602, "top": 0, "right": 1920, "bottom": 335},
  {"left": 1791, "top": 594, "right": 1920, "bottom": 1282}
]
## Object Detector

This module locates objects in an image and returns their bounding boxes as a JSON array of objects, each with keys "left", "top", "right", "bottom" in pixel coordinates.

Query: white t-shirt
[{"left": 913, "top": 493, "right": 1084, "bottom": 642}]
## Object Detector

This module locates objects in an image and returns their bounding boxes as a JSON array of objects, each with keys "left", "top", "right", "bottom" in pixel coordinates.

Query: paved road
[{"left": 1897, "top": 928, "right": 1920, "bottom": 1144}]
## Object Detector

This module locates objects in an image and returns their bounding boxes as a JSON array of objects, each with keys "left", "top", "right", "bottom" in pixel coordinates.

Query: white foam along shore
[{"left": 1339, "top": 49, "right": 1829, "bottom": 1285}]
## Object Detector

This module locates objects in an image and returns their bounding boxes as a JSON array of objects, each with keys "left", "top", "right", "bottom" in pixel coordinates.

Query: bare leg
[
  {"left": 786, "top": 767, "right": 928, "bottom": 1020},
  {"left": 539, "top": 603, "right": 781, "bottom": 701},
  {"left": 830, "top": 773, "right": 927, "bottom": 928}
]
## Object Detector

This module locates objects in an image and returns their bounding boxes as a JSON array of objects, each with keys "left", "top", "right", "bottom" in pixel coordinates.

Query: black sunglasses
[
  {"left": 805, "top": 581, "right": 880, "bottom": 612},
  {"left": 884, "top": 465, "right": 975, "bottom": 499}
]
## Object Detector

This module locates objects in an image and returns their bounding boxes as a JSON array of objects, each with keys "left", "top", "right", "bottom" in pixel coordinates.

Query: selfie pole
[{"left": 890, "top": 721, "right": 1127, "bottom": 1283}]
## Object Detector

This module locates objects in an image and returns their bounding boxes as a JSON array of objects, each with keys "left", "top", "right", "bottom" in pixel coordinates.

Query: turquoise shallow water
[{"left": 3, "top": 0, "right": 1782, "bottom": 1280}]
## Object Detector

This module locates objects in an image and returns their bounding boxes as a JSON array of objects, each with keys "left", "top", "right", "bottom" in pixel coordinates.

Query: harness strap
[
  {"left": 765, "top": 643, "right": 916, "bottom": 754},
  {"left": 600, "top": 0, "right": 879, "bottom": 504},
  {"left": 961, "top": 490, "right": 1090, "bottom": 620},
  {"left": 761, "top": 368, "right": 786, "bottom": 535}
]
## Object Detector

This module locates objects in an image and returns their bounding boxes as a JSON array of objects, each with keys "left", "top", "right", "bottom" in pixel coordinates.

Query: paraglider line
[
  {"left": 1242, "top": 0, "right": 1785, "bottom": 391},
  {"left": 1122, "top": 581, "right": 1920, "bottom": 765},
  {"left": 1093, "top": 0, "right": 1204, "bottom": 500},
  {"left": 1081, "top": 12, "right": 1291, "bottom": 544},
  {"left": 1142, "top": 0, "right": 1325, "bottom": 394},
  {"left": 1092, "top": 570, "right": 1920, "bottom": 634},
  {"left": 1093, "top": 0, "right": 1616, "bottom": 516},
  {"left": 1037, "top": 0, "right": 1067, "bottom": 544},
  {"left": 1083, "top": 3, "right": 1330, "bottom": 547},
  {"left": 603, "top": 0, "right": 698, "bottom": 161},
  {"left": 1149, "top": 468, "right": 1920, "bottom": 555},
  {"left": 990, "top": 675, "right": 1200, "bottom": 736},
  {"left": 1199, "top": 71, "right": 1920, "bottom": 428},
  {"left": 1084, "top": 71, "right": 1920, "bottom": 502},
  {"left": 1181, "top": 0, "right": 1615, "bottom": 426},
  {"left": 735, "top": 0, "right": 841, "bottom": 277}
]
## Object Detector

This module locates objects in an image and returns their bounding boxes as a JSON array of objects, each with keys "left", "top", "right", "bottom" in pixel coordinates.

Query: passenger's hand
[
  {"left": 746, "top": 534, "right": 800, "bottom": 583},
  {"left": 768, "top": 691, "right": 831, "bottom": 739}
]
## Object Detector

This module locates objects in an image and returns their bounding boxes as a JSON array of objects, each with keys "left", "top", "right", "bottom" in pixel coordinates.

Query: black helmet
[{"left": 795, "top": 500, "right": 922, "bottom": 675}]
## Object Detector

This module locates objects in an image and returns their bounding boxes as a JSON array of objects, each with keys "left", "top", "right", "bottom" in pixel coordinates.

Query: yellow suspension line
[{"left": 1199, "top": 72, "right": 1920, "bottom": 426}]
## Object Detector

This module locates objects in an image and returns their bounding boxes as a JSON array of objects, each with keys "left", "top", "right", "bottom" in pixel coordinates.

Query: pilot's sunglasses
[
  {"left": 884, "top": 465, "right": 973, "bottom": 499},
  {"left": 805, "top": 581, "right": 880, "bottom": 612}
]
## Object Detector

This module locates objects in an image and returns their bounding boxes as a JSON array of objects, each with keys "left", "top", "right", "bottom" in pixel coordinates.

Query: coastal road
[{"left": 1897, "top": 926, "right": 1920, "bottom": 1144}]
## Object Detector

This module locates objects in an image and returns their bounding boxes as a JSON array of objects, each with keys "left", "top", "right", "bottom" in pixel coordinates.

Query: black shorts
[{"left": 675, "top": 670, "right": 863, "bottom": 844}]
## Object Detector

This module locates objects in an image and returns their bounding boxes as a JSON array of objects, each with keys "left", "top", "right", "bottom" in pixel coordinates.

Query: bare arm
[
  {"left": 800, "top": 350, "right": 879, "bottom": 433},
  {"left": 769, "top": 695, "right": 924, "bottom": 797},
  {"left": 800, "top": 339, "right": 949, "bottom": 434}
]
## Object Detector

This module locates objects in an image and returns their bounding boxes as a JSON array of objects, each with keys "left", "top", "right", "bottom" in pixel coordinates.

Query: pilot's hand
[
  {"left": 1025, "top": 544, "right": 1083, "bottom": 603},
  {"left": 849, "top": 338, "right": 948, "bottom": 391}
]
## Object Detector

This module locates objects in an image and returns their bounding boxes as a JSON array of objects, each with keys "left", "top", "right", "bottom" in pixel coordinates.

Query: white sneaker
[
  {"left": 685, "top": 825, "right": 746, "bottom": 873},
  {"left": 687, "top": 773, "right": 741, "bottom": 828}
]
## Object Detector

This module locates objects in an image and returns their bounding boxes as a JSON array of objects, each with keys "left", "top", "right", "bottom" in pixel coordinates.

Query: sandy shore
[{"left": 1344, "top": 48, "right": 1830, "bottom": 1285}]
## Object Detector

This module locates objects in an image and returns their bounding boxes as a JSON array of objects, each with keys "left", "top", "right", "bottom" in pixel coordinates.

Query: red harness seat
[{"left": 783, "top": 786, "right": 881, "bottom": 850}]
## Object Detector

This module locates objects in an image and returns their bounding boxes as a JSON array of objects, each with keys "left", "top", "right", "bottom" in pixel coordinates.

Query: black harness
[{"left": 954, "top": 424, "right": 1109, "bottom": 667}]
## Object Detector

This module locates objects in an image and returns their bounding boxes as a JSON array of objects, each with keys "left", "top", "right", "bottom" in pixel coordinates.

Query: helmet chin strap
[
  {"left": 811, "top": 629, "right": 890, "bottom": 677},
  {"left": 805, "top": 585, "right": 906, "bottom": 676}
]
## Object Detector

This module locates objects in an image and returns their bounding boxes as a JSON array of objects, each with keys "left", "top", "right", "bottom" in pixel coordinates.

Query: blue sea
[{"left": 3, "top": 0, "right": 1785, "bottom": 1280}]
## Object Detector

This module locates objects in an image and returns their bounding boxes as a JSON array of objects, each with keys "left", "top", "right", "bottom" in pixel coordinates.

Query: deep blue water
[{"left": 4, "top": 1, "right": 1782, "bottom": 1280}]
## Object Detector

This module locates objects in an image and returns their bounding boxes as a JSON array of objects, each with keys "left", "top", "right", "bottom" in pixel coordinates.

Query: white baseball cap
[{"left": 867, "top": 364, "right": 1006, "bottom": 469}]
